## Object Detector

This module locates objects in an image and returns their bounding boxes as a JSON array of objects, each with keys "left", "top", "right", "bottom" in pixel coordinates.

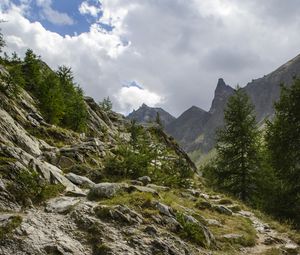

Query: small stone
[
  {"left": 137, "top": 176, "right": 151, "bottom": 185},
  {"left": 206, "top": 219, "right": 222, "bottom": 227},
  {"left": 213, "top": 205, "right": 233, "bottom": 216},
  {"left": 144, "top": 225, "right": 158, "bottom": 235},
  {"left": 129, "top": 185, "right": 159, "bottom": 196},
  {"left": 155, "top": 202, "right": 174, "bottom": 217},
  {"left": 196, "top": 200, "right": 212, "bottom": 210},
  {"left": 146, "top": 184, "right": 170, "bottom": 191}
]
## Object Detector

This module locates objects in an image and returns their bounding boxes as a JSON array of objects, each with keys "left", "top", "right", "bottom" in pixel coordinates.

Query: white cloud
[
  {"left": 114, "top": 86, "right": 163, "bottom": 115},
  {"left": 1, "top": 0, "right": 300, "bottom": 116},
  {"left": 79, "top": 1, "right": 101, "bottom": 17}
]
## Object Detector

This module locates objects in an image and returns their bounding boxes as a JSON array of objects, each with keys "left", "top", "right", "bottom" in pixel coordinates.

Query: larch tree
[
  {"left": 265, "top": 79, "right": 300, "bottom": 227},
  {"left": 214, "top": 87, "right": 260, "bottom": 201}
]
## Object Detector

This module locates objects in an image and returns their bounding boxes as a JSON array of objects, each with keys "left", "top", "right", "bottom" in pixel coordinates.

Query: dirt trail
[{"left": 238, "top": 210, "right": 299, "bottom": 255}]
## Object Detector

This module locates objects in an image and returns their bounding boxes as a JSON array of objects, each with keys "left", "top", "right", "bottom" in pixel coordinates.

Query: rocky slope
[
  {"left": 127, "top": 103, "right": 175, "bottom": 127},
  {"left": 0, "top": 64, "right": 299, "bottom": 255},
  {"left": 244, "top": 53, "right": 300, "bottom": 122}
]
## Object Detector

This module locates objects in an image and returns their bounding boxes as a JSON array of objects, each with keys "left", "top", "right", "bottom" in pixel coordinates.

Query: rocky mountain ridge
[
  {"left": 129, "top": 53, "right": 300, "bottom": 161},
  {"left": 127, "top": 103, "right": 175, "bottom": 127}
]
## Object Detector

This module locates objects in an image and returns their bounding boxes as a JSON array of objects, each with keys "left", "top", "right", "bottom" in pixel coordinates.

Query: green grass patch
[
  {"left": 99, "top": 191, "right": 154, "bottom": 209},
  {"left": 213, "top": 216, "right": 257, "bottom": 249}
]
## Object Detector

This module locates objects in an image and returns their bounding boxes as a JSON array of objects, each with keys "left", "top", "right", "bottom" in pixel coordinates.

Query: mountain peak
[
  {"left": 217, "top": 78, "right": 226, "bottom": 87},
  {"left": 215, "top": 78, "right": 233, "bottom": 94},
  {"left": 186, "top": 105, "right": 207, "bottom": 114},
  {"left": 209, "top": 78, "right": 234, "bottom": 114},
  {"left": 127, "top": 104, "right": 175, "bottom": 127}
]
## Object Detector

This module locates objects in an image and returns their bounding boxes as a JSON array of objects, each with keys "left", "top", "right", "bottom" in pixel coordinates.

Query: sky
[{"left": 1, "top": 0, "right": 300, "bottom": 116}]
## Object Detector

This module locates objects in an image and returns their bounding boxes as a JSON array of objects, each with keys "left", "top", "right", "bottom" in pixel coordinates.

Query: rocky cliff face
[{"left": 127, "top": 103, "right": 175, "bottom": 127}]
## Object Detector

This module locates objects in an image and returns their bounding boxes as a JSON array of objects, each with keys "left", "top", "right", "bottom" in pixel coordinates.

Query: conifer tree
[
  {"left": 23, "top": 49, "right": 42, "bottom": 94},
  {"left": 99, "top": 97, "right": 112, "bottom": 111},
  {"left": 57, "top": 66, "right": 87, "bottom": 132},
  {"left": 265, "top": 79, "right": 300, "bottom": 226},
  {"left": 39, "top": 72, "right": 65, "bottom": 125},
  {"left": 213, "top": 87, "right": 260, "bottom": 201}
]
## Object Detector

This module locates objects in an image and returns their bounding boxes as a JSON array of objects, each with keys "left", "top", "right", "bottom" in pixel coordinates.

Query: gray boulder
[
  {"left": 65, "top": 172, "right": 95, "bottom": 188},
  {"left": 45, "top": 197, "right": 81, "bottom": 213},
  {"left": 89, "top": 182, "right": 128, "bottom": 199},
  {"left": 155, "top": 202, "right": 174, "bottom": 217}
]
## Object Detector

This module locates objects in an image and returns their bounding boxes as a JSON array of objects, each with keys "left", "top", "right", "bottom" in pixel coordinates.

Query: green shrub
[
  {"left": 0, "top": 215, "right": 22, "bottom": 240},
  {"left": 94, "top": 243, "right": 112, "bottom": 255},
  {"left": 7, "top": 169, "right": 64, "bottom": 205},
  {"left": 176, "top": 213, "right": 208, "bottom": 247}
]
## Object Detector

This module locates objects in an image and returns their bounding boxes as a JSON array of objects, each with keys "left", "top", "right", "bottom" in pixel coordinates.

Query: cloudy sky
[{"left": 1, "top": 0, "right": 300, "bottom": 116}]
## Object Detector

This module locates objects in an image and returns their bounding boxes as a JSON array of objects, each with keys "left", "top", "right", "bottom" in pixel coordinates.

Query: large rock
[
  {"left": 45, "top": 197, "right": 81, "bottom": 213},
  {"left": 89, "top": 182, "right": 128, "bottom": 199},
  {"left": 65, "top": 173, "right": 95, "bottom": 188},
  {"left": 0, "top": 109, "right": 41, "bottom": 156}
]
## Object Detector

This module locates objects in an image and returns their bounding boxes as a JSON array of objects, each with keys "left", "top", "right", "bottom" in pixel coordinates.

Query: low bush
[
  {"left": 7, "top": 169, "right": 65, "bottom": 205},
  {"left": 0, "top": 215, "right": 22, "bottom": 240}
]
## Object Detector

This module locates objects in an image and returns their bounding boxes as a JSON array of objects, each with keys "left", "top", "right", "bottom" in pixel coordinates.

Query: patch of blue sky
[
  {"left": 9, "top": 0, "right": 113, "bottom": 36},
  {"left": 122, "top": 80, "right": 144, "bottom": 90}
]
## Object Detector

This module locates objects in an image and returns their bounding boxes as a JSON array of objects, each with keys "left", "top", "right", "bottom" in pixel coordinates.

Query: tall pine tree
[
  {"left": 265, "top": 79, "right": 300, "bottom": 227},
  {"left": 214, "top": 87, "right": 260, "bottom": 201}
]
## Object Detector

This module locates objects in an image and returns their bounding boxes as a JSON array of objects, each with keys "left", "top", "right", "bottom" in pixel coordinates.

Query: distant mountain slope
[
  {"left": 127, "top": 103, "right": 175, "bottom": 127},
  {"left": 127, "top": 54, "right": 300, "bottom": 162},
  {"left": 244, "top": 53, "right": 300, "bottom": 122},
  {"left": 189, "top": 53, "right": 300, "bottom": 160},
  {"left": 165, "top": 106, "right": 211, "bottom": 151}
]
